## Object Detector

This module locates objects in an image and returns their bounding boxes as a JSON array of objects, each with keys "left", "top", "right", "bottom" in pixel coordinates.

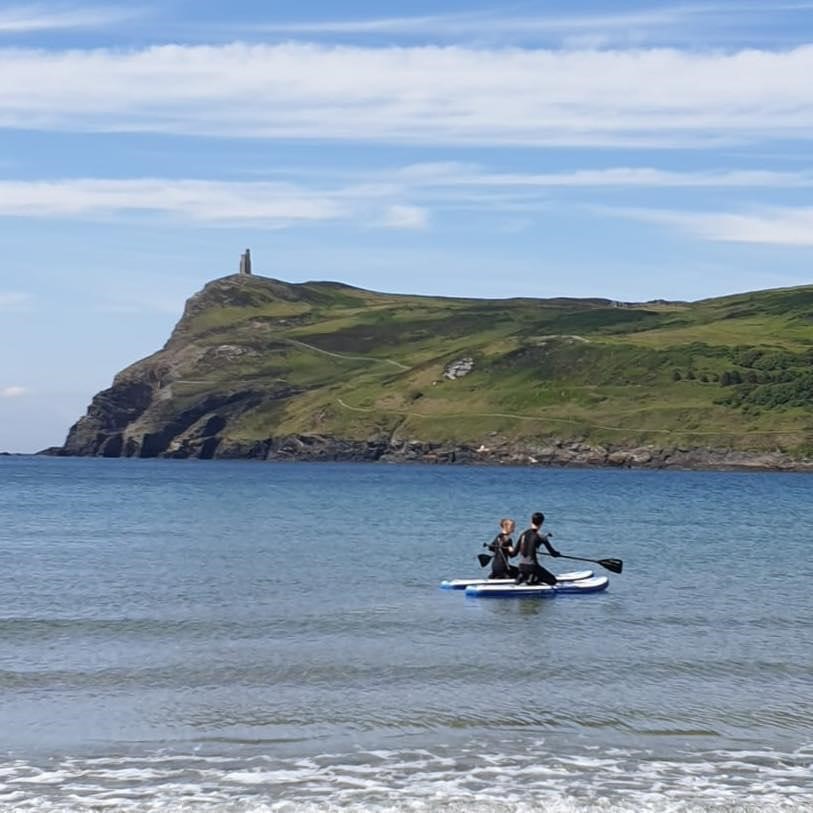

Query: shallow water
[{"left": 1, "top": 457, "right": 811, "bottom": 810}]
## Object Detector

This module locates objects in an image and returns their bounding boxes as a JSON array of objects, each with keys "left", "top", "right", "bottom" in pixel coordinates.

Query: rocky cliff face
[{"left": 60, "top": 275, "right": 293, "bottom": 459}]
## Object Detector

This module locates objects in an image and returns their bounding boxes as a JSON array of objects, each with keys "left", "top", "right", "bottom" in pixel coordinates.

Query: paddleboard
[
  {"left": 464, "top": 575, "right": 609, "bottom": 598},
  {"left": 440, "top": 570, "right": 593, "bottom": 590}
]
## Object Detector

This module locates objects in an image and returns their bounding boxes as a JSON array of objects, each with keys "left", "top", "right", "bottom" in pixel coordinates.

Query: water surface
[{"left": 1, "top": 457, "right": 811, "bottom": 811}]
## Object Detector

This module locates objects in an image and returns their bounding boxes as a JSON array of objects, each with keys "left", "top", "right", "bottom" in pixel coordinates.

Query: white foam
[
  {"left": 0, "top": 744, "right": 810, "bottom": 812},
  {"left": 227, "top": 768, "right": 323, "bottom": 785}
]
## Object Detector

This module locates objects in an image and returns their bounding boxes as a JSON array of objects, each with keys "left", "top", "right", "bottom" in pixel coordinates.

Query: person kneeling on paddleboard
[
  {"left": 487, "top": 518, "right": 518, "bottom": 579},
  {"left": 516, "top": 512, "right": 560, "bottom": 585}
]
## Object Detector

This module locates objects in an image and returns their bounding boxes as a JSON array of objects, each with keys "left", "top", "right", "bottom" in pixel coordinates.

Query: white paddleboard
[
  {"left": 440, "top": 569, "right": 593, "bottom": 590},
  {"left": 464, "top": 575, "right": 609, "bottom": 598}
]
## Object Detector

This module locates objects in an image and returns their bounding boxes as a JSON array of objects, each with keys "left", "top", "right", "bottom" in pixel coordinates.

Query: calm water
[{"left": 0, "top": 456, "right": 811, "bottom": 812}]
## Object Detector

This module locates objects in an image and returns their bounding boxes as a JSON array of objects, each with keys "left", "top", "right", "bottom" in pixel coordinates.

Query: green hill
[{"left": 56, "top": 274, "right": 813, "bottom": 469}]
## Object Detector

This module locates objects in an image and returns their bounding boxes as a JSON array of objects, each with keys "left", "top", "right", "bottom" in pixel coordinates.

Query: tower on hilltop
[{"left": 239, "top": 249, "right": 252, "bottom": 276}]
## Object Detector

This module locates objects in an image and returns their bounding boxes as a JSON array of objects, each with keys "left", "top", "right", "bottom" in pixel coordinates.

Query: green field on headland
[{"left": 57, "top": 274, "right": 813, "bottom": 466}]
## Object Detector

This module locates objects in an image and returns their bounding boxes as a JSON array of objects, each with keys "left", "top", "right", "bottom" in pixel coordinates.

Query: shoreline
[{"left": 37, "top": 435, "right": 813, "bottom": 473}]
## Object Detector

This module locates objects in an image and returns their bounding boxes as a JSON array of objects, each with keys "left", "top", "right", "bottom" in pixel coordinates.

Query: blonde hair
[{"left": 500, "top": 517, "right": 515, "bottom": 532}]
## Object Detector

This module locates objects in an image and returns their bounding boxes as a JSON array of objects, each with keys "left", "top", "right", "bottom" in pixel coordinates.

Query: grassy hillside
[{"left": 140, "top": 275, "right": 813, "bottom": 457}]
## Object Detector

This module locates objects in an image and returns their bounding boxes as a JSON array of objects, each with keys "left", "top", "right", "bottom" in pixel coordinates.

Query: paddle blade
[
  {"left": 477, "top": 553, "right": 493, "bottom": 568},
  {"left": 598, "top": 558, "right": 623, "bottom": 574}
]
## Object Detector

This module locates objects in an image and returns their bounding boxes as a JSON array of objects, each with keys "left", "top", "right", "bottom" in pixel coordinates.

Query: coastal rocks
[
  {"left": 464, "top": 439, "right": 813, "bottom": 472},
  {"left": 380, "top": 439, "right": 468, "bottom": 464},
  {"left": 51, "top": 416, "right": 813, "bottom": 471},
  {"left": 215, "top": 436, "right": 813, "bottom": 471},
  {"left": 266, "top": 435, "right": 390, "bottom": 462},
  {"left": 61, "top": 378, "right": 155, "bottom": 456},
  {"left": 606, "top": 447, "right": 653, "bottom": 466},
  {"left": 198, "top": 435, "right": 393, "bottom": 463},
  {"left": 655, "top": 447, "right": 811, "bottom": 472}
]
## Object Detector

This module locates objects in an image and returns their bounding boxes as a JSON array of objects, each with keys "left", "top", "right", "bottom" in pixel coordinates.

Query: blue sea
[{"left": 0, "top": 456, "right": 811, "bottom": 811}]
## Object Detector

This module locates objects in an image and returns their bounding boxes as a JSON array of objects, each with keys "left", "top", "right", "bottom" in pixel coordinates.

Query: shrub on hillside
[{"left": 718, "top": 372, "right": 813, "bottom": 410}]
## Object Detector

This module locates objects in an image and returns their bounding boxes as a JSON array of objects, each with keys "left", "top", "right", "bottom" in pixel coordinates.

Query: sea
[{"left": 0, "top": 456, "right": 811, "bottom": 812}]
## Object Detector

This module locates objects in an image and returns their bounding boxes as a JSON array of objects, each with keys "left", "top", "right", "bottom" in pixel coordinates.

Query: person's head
[
  {"left": 531, "top": 512, "right": 545, "bottom": 528},
  {"left": 500, "top": 517, "right": 515, "bottom": 534}
]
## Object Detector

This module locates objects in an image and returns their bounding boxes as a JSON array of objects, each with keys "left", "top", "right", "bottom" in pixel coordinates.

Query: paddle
[{"left": 538, "top": 552, "right": 623, "bottom": 574}]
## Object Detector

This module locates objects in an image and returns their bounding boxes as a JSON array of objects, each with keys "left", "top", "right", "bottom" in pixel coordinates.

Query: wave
[{"left": 1, "top": 743, "right": 810, "bottom": 812}]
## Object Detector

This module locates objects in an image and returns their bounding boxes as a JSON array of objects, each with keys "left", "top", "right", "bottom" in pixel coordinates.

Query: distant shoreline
[{"left": 36, "top": 437, "right": 813, "bottom": 473}]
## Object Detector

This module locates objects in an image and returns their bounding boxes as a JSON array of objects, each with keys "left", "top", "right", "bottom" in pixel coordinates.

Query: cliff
[{"left": 53, "top": 273, "right": 813, "bottom": 470}]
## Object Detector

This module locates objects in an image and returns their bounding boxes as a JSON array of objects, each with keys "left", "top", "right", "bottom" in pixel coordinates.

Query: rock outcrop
[
  {"left": 443, "top": 357, "right": 474, "bottom": 380},
  {"left": 58, "top": 274, "right": 302, "bottom": 459}
]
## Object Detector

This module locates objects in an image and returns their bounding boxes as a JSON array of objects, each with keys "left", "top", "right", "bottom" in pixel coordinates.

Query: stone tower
[{"left": 239, "top": 248, "right": 252, "bottom": 276}]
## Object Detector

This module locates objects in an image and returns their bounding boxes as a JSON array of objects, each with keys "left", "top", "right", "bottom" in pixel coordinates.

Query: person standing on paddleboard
[
  {"left": 516, "top": 512, "right": 561, "bottom": 585},
  {"left": 487, "top": 518, "right": 518, "bottom": 579}
]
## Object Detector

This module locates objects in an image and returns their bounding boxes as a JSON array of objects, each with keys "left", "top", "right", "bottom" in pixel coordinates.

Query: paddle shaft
[
  {"left": 538, "top": 551, "right": 623, "bottom": 574},
  {"left": 478, "top": 547, "right": 515, "bottom": 574}
]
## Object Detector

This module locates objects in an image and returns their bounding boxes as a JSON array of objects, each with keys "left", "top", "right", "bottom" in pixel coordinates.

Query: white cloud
[
  {"left": 392, "top": 164, "right": 813, "bottom": 190},
  {"left": 0, "top": 4, "right": 141, "bottom": 34},
  {"left": 0, "top": 177, "right": 433, "bottom": 229},
  {"left": 1, "top": 386, "right": 28, "bottom": 398},
  {"left": 378, "top": 204, "right": 429, "bottom": 230},
  {"left": 0, "top": 178, "right": 347, "bottom": 225},
  {"left": 3, "top": 166, "right": 813, "bottom": 230},
  {"left": 693, "top": 210, "right": 813, "bottom": 246},
  {"left": 607, "top": 205, "right": 813, "bottom": 246},
  {"left": 2, "top": 43, "right": 813, "bottom": 147},
  {"left": 0, "top": 291, "right": 31, "bottom": 307}
]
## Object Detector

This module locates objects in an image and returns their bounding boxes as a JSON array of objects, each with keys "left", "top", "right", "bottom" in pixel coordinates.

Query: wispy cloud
[
  {"left": 392, "top": 164, "right": 813, "bottom": 190},
  {"left": 0, "top": 4, "right": 141, "bottom": 34},
  {"left": 2, "top": 43, "right": 813, "bottom": 148},
  {"left": 0, "top": 178, "right": 347, "bottom": 224},
  {"left": 250, "top": 3, "right": 813, "bottom": 37},
  {"left": 1, "top": 386, "right": 28, "bottom": 398},
  {"left": 0, "top": 178, "right": 426, "bottom": 229},
  {"left": 3, "top": 166, "right": 813, "bottom": 233},
  {"left": 252, "top": 9, "right": 674, "bottom": 38},
  {"left": 607, "top": 205, "right": 813, "bottom": 246},
  {"left": 253, "top": 13, "right": 474, "bottom": 36},
  {"left": 0, "top": 291, "right": 31, "bottom": 307},
  {"left": 378, "top": 204, "right": 429, "bottom": 230}
]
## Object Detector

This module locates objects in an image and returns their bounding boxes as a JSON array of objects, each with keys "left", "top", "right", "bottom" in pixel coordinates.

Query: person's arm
[{"left": 540, "top": 532, "right": 561, "bottom": 557}]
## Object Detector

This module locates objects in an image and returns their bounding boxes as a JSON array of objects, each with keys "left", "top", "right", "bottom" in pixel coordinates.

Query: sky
[{"left": 1, "top": 0, "right": 813, "bottom": 452}]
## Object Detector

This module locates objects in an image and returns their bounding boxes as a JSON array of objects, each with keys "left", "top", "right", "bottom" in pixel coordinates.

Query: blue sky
[{"left": 2, "top": 1, "right": 813, "bottom": 451}]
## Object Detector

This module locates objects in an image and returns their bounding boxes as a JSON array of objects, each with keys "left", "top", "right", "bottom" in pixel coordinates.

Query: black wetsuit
[
  {"left": 488, "top": 532, "right": 517, "bottom": 579},
  {"left": 515, "top": 528, "right": 560, "bottom": 585}
]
